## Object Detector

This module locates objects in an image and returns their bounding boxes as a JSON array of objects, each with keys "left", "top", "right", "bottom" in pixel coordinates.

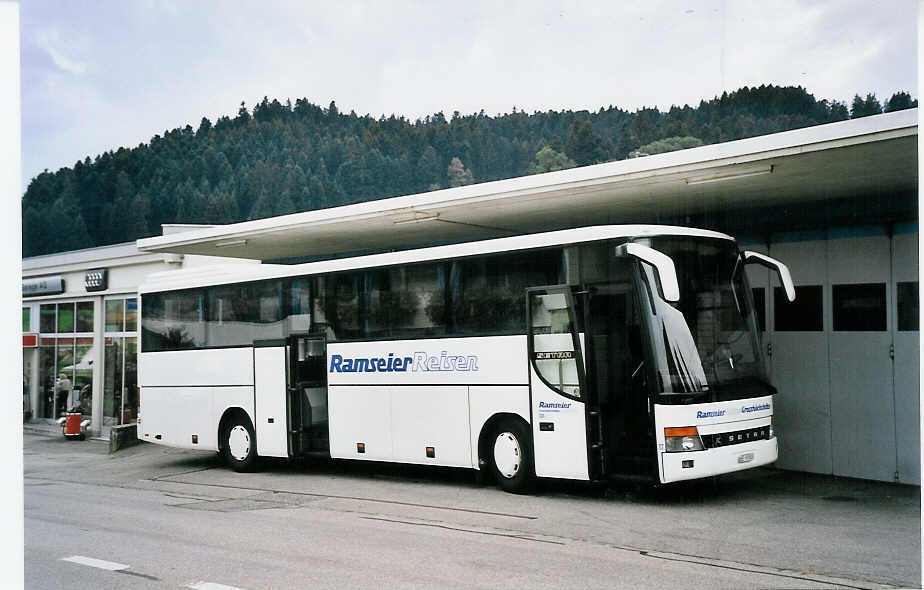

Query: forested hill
[{"left": 22, "top": 85, "right": 917, "bottom": 256}]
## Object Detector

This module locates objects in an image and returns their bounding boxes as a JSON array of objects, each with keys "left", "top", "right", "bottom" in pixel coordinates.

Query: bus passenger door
[
  {"left": 581, "top": 283, "right": 652, "bottom": 478},
  {"left": 527, "top": 287, "right": 590, "bottom": 481},
  {"left": 253, "top": 341, "right": 289, "bottom": 458},
  {"left": 288, "top": 336, "right": 329, "bottom": 456}
]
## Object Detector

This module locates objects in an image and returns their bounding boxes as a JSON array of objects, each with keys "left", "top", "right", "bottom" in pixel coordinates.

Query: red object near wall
[{"left": 65, "top": 412, "right": 83, "bottom": 437}]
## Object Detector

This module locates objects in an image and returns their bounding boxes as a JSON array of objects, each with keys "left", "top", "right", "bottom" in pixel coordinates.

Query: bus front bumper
[{"left": 660, "top": 436, "right": 777, "bottom": 483}]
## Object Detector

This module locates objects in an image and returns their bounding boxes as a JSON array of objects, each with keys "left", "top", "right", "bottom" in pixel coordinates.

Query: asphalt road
[{"left": 24, "top": 433, "right": 920, "bottom": 589}]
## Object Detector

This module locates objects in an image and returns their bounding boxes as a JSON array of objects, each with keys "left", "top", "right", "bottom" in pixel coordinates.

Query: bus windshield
[{"left": 639, "top": 237, "right": 770, "bottom": 402}]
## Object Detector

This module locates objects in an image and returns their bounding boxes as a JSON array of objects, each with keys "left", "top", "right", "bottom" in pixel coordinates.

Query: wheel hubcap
[
  {"left": 493, "top": 431, "right": 522, "bottom": 479},
  {"left": 228, "top": 425, "right": 251, "bottom": 461}
]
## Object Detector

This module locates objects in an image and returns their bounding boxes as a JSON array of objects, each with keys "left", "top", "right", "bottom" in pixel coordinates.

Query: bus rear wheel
[
  {"left": 490, "top": 419, "right": 534, "bottom": 494},
  {"left": 221, "top": 416, "right": 258, "bottom": 472}
]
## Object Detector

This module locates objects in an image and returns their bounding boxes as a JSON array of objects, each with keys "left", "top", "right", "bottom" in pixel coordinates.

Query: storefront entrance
[
  {"left": 36, "top": 301, "right": 95, "bottom": 422},
  {"left": 102, "top": 297, "right": 138, "bottom": 437}
]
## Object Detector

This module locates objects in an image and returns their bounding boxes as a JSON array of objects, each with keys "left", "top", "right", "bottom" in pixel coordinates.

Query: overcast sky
[{"left": 19, "top": 0, "right": 918, "bottom": 193}]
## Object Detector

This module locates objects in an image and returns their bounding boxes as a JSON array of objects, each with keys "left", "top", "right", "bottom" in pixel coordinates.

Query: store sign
[
  {"left": 22, "top": 277, "right": 65, "bottom": 297},
  {"left": 22, "top": 333, "right": 38, "bottom": 347},
  {"left": 85, "top": 268, "right": 108, "bottom": 292}
]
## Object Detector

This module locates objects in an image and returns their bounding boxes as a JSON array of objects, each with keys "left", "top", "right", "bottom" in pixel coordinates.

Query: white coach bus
[{"left": 137, "top": 225, "right": 794, "bottom": 493}]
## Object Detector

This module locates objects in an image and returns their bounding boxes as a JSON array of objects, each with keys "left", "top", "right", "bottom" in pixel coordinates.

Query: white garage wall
[
  {"left": 765, "top": 225, "right": 918, "bottom": 484},
  {"left": 768, "top": 235, "right": 833, "bottom": 475},
  {"left": 891, "top": 228, "right": 919, "bottom": 485}
]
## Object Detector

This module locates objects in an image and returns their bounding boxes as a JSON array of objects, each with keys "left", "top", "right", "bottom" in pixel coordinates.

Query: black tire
[
  {"left": 221, "top": 416, "right": 259, "bottom": 472},
  {"left": 489, "top": 418, "right": 535, "bottom": 494}
]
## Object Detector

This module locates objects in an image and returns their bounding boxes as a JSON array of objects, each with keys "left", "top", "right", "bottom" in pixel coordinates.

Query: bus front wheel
[
  {"left": 221, "top": 416, "right": 258, "bottom": 472},
  {"left": 490, "top": 419, "right": 535, "bottom": 494}
]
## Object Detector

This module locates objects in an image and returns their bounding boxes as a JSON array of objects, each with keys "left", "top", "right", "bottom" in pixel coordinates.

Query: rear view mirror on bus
[
  {"left": 615, "top": 243, "right": 681, "bottom": 302},
  {"left": 743, "top": 251, "right": 796, "bottom": 302}
]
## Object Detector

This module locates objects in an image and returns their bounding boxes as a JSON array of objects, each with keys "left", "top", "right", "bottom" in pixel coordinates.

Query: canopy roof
[{"left": 137, "top": 109, "right": 917, "bottom": 261}]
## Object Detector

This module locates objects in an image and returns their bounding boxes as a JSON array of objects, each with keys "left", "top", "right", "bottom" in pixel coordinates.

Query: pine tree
[
  {"left": 236, "top": 101, "right": 251, "bottom": 123},
  {"left": 47, "top": 195, "right": 91, "bottom": 251},
  {"left": 829, "top": 101, "right": 849, "bottom": 121},
  {"left": 176, "top": 182, "right": 208, "bottom": 224},
  {"left": 20, "top": 85, "right": 917, "bottom": 255},
  {"left": 885, "top": 91, "right": 916, "bottom": 112},
  {"left": 565, "top": 120, "right": 613, "bottom": 166},
  {"left": 416, "top": 146, "right": 442, "bottom": 191},
  {"left": 249, "top": 188, "right": 276, "bottom": 220},
  {"left": 124, "top": 192, "right": 152, "bottom": 238},
  {"left": 308, "top": 175, "right": 327, "bottom": 209},
  {"left": 850, "top": 93, "right": 882, "bottom": 118},
  {"left": 196, "top": 117, "right": 212, "bottom": 138},
  {"left": 22, "top": 205, "right": 47, "bottom": 256},
  {"left": 204, "top": 186, "right": 238, "bottom": 223}
]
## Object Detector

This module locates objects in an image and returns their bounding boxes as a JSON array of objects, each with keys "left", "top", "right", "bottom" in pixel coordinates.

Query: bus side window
[
  {"left": 452, "top": 248, "right": 564, "bottom": 336},
  {"left": 314, "top": 273, "right": 364, "bottom": 341},
  {"left": 287, "top": 278, "right": 312, "bottom": 333},
  {"left": 366, "top": 262, "right": 447, "bottom": 339}
]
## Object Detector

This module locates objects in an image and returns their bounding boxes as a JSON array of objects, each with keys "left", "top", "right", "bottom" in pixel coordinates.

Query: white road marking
[
  {"left": 60, "top": 555, "right": 130, "bottom": 571},
  {"left": 186, "top": 582, "right": 248, "bottom": 590}
]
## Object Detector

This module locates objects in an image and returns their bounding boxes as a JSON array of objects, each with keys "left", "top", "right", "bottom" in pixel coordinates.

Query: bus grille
[{"left": 701, "top": 426, "right": 770, "bottom": 449}]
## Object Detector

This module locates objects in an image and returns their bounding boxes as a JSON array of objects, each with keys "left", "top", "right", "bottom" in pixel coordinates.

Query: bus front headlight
[{"left": 664, "top": 426, "right": 705, "bottom": 452}]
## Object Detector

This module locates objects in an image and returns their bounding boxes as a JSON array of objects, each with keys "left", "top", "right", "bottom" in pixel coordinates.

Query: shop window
[
  {"left": 104, "top": 337, "right": 123, "bottom": 426},
  {"left": 39, "top": 341, "right": 56, "bottom": 418},
  {"left": 897, "top": 282, "right": 919, "bottom": 332},
  {"left": 54, "top": 338, "right": 74, "bottom": 415},
  {"left": 833, "top": 283, "right": 887, "bottom": 332},
  {"left": 752, "top": 287, "right": 766, "bottom": 332},
  {"left": 73, "top": 339, "right": 94, "bottom": 414},
  {"left": 105, "top": 300, "right": 124, "bottom": 332},
  {"left": 40, "top": 304, "right": 56, "bottom": 333},
  {"left": 76, "top": 301, "right": 94, "bottom": 332},
  {"left": 105, "top": 336, "right": 138, "bottom": 426},
  {"left": 34, "top": 300, "right": 97, "bottom": 419},
  {"left": 774, "top": 285, "right": 823, "bottom": 332},
  {"left": 22, "top": 307, "right": 30, "bottom": 332},
  {"left": 125, "top": 299, "right": 137, "bottom": 332},
  {"left": 123, "top": 338, "right": 137, "bottom": 423},
  {"left": 57, "top": 303, "right": 75, "bottom": 333},
  {"left": 105, "top": 298, "right": 138, "bottom": 426}
]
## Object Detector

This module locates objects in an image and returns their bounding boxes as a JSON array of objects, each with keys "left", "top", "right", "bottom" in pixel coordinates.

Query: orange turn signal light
[{"left": 664, "top": 426, "right": 699, "bottom": 437}]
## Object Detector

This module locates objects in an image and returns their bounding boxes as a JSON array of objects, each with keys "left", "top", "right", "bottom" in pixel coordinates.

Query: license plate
[{"left": 737, "top": 452, "right": 755, "bottom": 464}]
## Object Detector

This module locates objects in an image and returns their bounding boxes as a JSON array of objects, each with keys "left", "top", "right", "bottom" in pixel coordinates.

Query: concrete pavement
[{"left": 24, "top": 433, "right": 921, "bottom": 589}]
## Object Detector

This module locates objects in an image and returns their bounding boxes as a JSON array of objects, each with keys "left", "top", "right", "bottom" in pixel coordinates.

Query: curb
[{"left": 22, "top": 425, "right": 60, "bottom": 438}]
